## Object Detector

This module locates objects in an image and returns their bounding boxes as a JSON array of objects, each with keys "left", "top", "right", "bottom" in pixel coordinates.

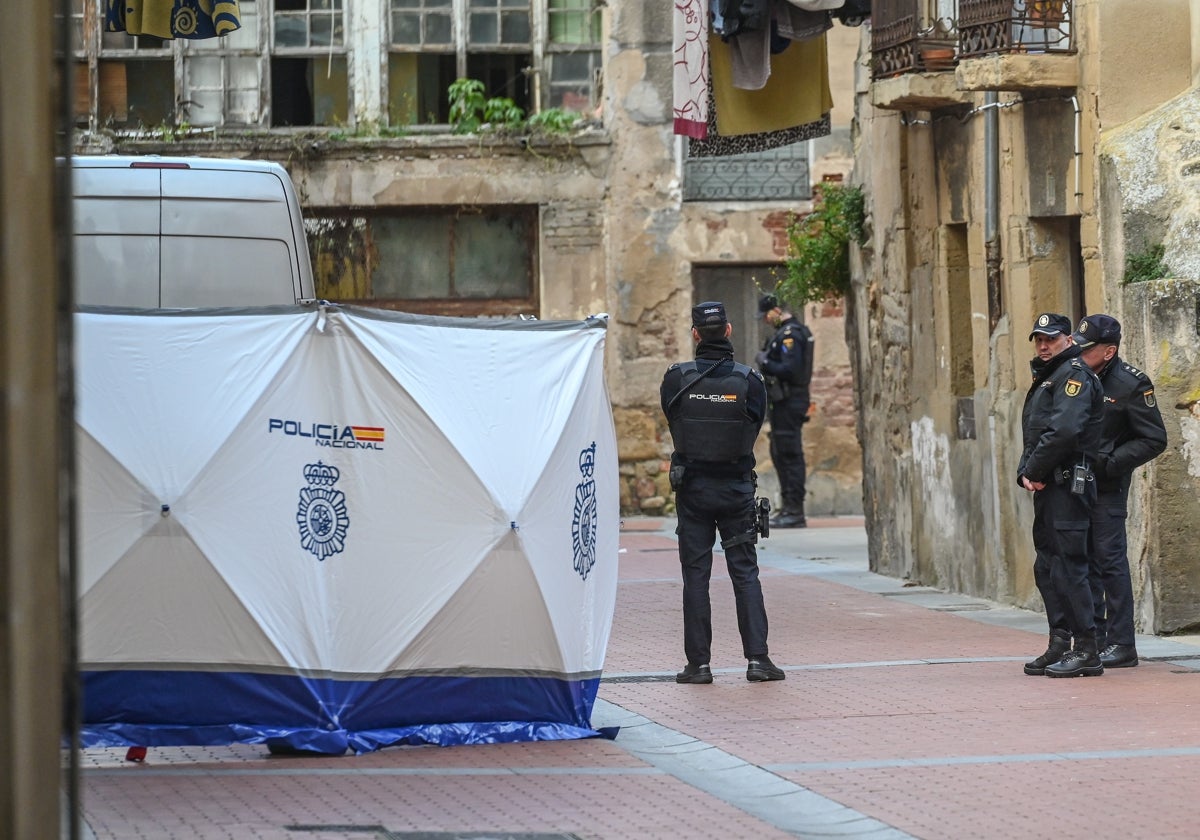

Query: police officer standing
[
  {"left": 756, "top": 295, "right": 815, "bottom": 528},
  {"left": 661, "top": 301, "right": 784, "bottom": 684},
  {"left": 1019, "top": 313, "right": 1105, "bottom": 678},
  {"left": 1072, "top": 314, "right": 1167, "bottom": 668}
]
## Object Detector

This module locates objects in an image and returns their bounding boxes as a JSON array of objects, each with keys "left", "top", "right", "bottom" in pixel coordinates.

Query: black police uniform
[
  {"left": 1086, "top": 355, "right": 1167, "bottom": 653},
  {"left": 758, "top": 315, "right": 814, "bottom": 525},
  {"left": 661, "top": 335, "right": 770, "bottom": 671},
  {"left": 1018, "top": 341, "right": 1103, "bottom": 671}
]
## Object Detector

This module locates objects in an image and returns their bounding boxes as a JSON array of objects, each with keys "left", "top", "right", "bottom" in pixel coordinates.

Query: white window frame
[{"left": 383, "top": 0, "right": 601, "bottom": 127}]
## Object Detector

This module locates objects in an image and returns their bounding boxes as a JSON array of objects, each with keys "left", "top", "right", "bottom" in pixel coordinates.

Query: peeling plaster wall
[
  {"left": 604, "top": 4, "right": 689, "bottom": 513},
  {"left": 1121, "top": 281, "right": 1200, "bottom": 634},
  {"left": 852, "top": 0, "right": 1200, "bottom": 629},
  {"left": 84, "top": 4, "right": 866, "bottom": 521},
  {"left": 287, "top": 143, "right": 612, "bottom": 328},
  {"left": 1097, "top": 0, "right": 1192, "bottom": 129},
  {"left": 1098, "top": 79, "right": 1200, "bottom": 632},
  {"left": 1098, "top": 86, "right": 1200, "bottom": 291},
  {"left": 852, "top": 34, "right": 1087, "bottom": 603},
  {"left": 607, "top": 6, "right": 863, "bottom": 517}
]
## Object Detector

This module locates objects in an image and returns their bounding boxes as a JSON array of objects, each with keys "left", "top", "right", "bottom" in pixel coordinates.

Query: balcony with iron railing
[
  {"left": 958, "top": 0, "right": 1074, "bottom": 58},
  {"left": 871, "top": 1, "right": 1078, "bottom": 109}
]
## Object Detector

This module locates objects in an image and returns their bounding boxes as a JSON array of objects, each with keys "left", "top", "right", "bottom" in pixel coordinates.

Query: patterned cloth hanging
[
  {"left": 105, "top": 0, "right": 242, "bottom": 40},
  {"left": 674, "top": 0, "right": 712, "bottom": 139}
]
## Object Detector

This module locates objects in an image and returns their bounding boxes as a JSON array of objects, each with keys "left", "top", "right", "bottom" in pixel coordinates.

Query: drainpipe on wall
[
  {"left": 1070, "top": 94, "right": 1083, "bottom": 214},
  {"left": 984, "top": 91, "right": 1002, "bottom": 332}
]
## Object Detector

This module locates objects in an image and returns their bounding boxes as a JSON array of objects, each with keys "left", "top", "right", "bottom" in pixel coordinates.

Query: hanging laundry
[
  {"left": 711, "top": 27, "right": 833, "bottom": 136},
  {"left": 688, "top": 93, "right": 830, "bottom": 157},
  {"left": 714, "top": 0, "right": 772, "bottom": 38},
  {"left": 729, "top": 4, "right": 830, "bottom": 91},
  {"left": 674, "top": 0, "right": 711, "bottom": 139},
  {"left": 786, "top": 0, "right": 846, "bottom": 10},
  {"left": 106, "top": 0, "right": 242, "bottom": 40},
  {"left": 678, "top": 0, "right": 835, "bottom": 150},
  {"left": 775, "top": 4, "right": 833, "bottom": 43}
]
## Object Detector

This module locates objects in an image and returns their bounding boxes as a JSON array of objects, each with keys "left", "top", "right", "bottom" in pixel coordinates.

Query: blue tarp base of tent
[{"left": 79, "top": 670, "right": 613, "bottom": 754}]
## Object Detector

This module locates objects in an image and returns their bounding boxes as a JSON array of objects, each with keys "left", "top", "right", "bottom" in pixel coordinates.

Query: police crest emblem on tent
[
  {"left": 573, "top": 442, "right": 598, "bottom": 580},
  {"left": 297, "top": 461, "right": 350, "bottom": 561}
]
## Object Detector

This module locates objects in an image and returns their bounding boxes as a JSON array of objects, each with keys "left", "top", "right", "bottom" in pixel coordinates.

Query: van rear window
[{"left": 161, "top": 237, "right": 297, "bottom": 307}]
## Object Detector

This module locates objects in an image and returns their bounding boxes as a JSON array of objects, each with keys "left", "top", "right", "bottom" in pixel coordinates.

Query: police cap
[
  {"left": 757, "top": 294, "right": 779, "bottom": 314},
  {"left": 1028, "top": 312, "right": 1072, "bottom": 340},
  {"left": 692, "top": 301, "right": 728, "bottom": 327},
  {"left": 1072, "top": 313, "right": 1121, "bottom": 348}
]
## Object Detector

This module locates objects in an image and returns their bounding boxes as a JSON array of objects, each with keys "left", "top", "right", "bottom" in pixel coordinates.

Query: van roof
[{"left": 71, "top": 155, "right": 289, "bottom": 175}]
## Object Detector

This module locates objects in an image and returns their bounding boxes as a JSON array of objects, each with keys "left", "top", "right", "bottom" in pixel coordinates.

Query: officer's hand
[{"left": 755, "top": 351, "right": 768, "bottom": 367}]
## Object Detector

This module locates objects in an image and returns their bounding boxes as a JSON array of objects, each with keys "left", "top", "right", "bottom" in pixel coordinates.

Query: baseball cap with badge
[
  {"left": 757, "top": 294, "right": 779, "bottom": 314},
  {"left": 1072, "top": 313, "right": 1122, "bottom": 348},
  {"left": 692, "top": 301, "right": 728, "bottom": 327},
  {"left": 1028, "top": 312, "right": 1072, "bottom": 340}
]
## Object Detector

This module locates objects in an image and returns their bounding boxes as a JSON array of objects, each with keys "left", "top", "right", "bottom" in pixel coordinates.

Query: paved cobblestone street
[{"left": 73, "top": 518, "right": 1200, "bottom": 839}]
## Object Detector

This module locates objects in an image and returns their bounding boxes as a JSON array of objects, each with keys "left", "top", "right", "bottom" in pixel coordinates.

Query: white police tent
[{"left": 75, "top": 304, "right": 618, "bottom": 754}]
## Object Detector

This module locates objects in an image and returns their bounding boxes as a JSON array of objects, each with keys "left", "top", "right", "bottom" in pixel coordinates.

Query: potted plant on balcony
[
  {"left": 1028, "top": 0, "right": 1067, "bottom": 26},
  {"left": 919, "top": 45, "right": 956, "bottom": 71}
]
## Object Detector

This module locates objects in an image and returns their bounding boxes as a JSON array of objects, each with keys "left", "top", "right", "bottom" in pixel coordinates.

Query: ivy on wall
[{"left": 777, "top": 183, "right": 865, "bottom": 306}]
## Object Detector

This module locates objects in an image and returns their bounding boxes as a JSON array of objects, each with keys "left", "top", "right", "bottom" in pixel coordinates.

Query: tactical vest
[
  {"left": 667, "top": 360, "right": 759, "bottom": 463},
  {"left": 793, "top": 323, "right": 815, "bottom": 387}
]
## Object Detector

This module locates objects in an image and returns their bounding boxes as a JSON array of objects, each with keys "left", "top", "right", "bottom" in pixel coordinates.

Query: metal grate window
[{"left": 684, "top": 143, "right": 812, "bottom": 202}]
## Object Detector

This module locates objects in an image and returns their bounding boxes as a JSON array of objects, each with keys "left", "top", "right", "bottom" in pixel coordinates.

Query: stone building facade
[
  {"left": 855, "top": 0, "right": 1200, "bottom": 633},
  {"left": 71, "top": 2, "right": 865, "bottom": 520}
]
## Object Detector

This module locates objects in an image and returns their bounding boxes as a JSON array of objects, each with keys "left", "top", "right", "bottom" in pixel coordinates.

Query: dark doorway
[{"left": 692, "top": 264, "right": 780, "bottom": 365}]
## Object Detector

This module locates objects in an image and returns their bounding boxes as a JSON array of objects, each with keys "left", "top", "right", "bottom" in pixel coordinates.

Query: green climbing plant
[
  {"left": 448, "top": 78, "right": 489, "bottom": 134},
  {"left": 448, "top": 78, "right": 524, "bottom": 134},
  {"left": 447, "top": 77, "right": 583, "bottom": 137},
  {"left": 777, "top": 183, "right": 866, "bottom": 305},
  {"left": 526, "top": 107, "right": 582, "bottom": 135},
  {"left": 1122, "top": 243, "right": 1169, "bottom": 285}
]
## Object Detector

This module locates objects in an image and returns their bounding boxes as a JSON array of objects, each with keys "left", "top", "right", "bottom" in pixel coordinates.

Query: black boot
[
  {"left": 1024, "top": 630, "right": 1071, "bottom": 676},
  {"left": 675, "top": 662, "right": 713, "bottom": 684},
  {"left": 1045, "top": 637, "right": 1104, "bottom": 678},
  {"left": 1100, "top": 643, "right": 1138, "bottom": 668},
  {"left": 770, "top": 505, "right": 807, "bottom": 529}
]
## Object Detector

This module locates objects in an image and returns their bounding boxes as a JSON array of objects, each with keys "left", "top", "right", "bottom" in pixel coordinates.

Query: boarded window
[{"left": 306, "top": 207, "right": 539, "bottom": 316}]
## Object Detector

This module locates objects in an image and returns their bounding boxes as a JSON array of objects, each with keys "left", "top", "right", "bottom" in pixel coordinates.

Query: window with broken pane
[
  {"left": 305, "top": 207, "right": 538, "bottom": 316},
  {"left": 271, "top": 0, "right": 348, "bottom": 126}
]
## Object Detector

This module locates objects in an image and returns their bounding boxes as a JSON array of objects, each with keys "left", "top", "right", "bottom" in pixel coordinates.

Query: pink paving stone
[
  {"left": 787, "top": 757, "right": 1200, "bottom": 840},
  {"left": 76, "top": 524, "right": 1200, "bottom": 840},
  {"left": 83, "top": 773, "right": 797, "bottom": 839}
]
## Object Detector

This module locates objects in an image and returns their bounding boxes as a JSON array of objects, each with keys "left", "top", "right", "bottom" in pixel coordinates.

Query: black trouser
[
  {"left": 1032, "top": 477, "right": 1096, "bottom": 643},
  {"left": 1088, "top": 486, "right": 1134, "bottom": 648},
  {"left": 768, "top": 398, "right": 808, "bottom": 512},
  {"left": 675, "top": 472, "right": 768, "bottom": 665}
]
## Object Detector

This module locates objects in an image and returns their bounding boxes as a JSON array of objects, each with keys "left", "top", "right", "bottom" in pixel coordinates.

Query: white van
[{"left": 72, "top": 155, "right": 315, "bottom": 307}]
